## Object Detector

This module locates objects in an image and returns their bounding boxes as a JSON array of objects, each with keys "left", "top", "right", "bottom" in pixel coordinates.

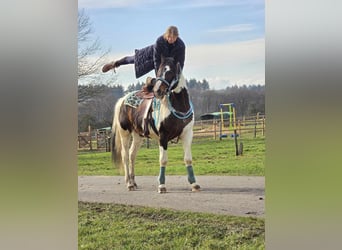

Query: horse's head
[{"left": 153, "top": 56, "right": 182, "bottom": 99}]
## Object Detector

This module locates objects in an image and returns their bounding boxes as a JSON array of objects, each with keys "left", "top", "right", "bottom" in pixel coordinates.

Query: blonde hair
[{"left": 163, "top": 26, "right": 179, "bottom": 39}]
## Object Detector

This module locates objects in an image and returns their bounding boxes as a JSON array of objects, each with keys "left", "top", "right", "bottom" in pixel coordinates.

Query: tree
[
  {"left": 200, "top": 79, "right": 210, "bottom": 91},
  {"left": 78, "top": 9, "right": 109, "bottom": 79},
  {"left": 78, "top": 84, "right": 124, "bottom": 131},
  {"left": 186, "top": 78, "right": 210, "bottom": 91},
  {"left": 126, "top": 82, "right": 144, "bottom": 93},
  {"left": 78, "top": 83, "right": 108, "bottom": 103}
]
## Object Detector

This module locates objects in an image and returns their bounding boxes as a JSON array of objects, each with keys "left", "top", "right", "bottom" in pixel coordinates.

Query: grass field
[
  {"left": 78, "top": 136, "right": 265, "bottom": 176},
  {"left": 78, "top": 136, "right": 265, "bottom": 249},
  {"left": 79, "top": 202, "right": 265, "bottom": 250}
]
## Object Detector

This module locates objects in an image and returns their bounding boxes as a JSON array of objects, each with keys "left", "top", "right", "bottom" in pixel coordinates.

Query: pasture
[
  {"left": 79, "top": 202, "right": 265, "bottom": 249},
  {"left": 78, "top": 136, "right": 265, "bottom": 249},
  {"left": 78, "top": 136, "right": 265, "bottom": 176}
]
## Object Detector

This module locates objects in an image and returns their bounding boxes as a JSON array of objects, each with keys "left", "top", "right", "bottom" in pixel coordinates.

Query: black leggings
[{"left": 117, "top": 55, "right": 135, "bottom": 66}]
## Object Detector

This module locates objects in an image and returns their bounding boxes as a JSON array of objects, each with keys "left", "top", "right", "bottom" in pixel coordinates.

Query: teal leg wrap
[
  {"left": 186, "top": 165, "right": 196, "bottom": 184},
  {"left": 158, "top": 166, "right": 166, "bottom": 185}
]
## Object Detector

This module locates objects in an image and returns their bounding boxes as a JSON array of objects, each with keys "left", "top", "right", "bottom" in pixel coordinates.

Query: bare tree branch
[{"left": 78, "top": 9, "right": 110, "bottom": 79}]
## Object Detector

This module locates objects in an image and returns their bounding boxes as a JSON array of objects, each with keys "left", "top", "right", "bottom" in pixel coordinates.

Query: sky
[{"left": 78, "top": 0, "right": 265, "bottom": 90}]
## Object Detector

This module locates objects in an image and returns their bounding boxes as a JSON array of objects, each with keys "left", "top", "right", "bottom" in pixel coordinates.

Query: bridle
[
  {"left": 155, "top": 74, "right": 179, "bottom": 93},
  {"left": 154, "top": 70, "right": 193, "bottom": 120}
]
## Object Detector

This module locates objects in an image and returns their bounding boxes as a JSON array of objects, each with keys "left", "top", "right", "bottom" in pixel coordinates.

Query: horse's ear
[{"left": 176, "top": 62, "right": 182, "bottom": 75}]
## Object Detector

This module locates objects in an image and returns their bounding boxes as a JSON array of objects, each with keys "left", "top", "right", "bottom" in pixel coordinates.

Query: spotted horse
[{"left": 111, "top": 57, "right": 200, "bottom": 193}]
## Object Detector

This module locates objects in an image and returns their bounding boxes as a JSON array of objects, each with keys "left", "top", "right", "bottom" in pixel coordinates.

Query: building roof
[{"left": 199, "top": 112, "right": 232, "bottom": 120}]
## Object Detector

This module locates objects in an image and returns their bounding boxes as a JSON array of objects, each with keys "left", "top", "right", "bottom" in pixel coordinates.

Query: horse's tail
[{"left": 111, "top": 98, "right": 123, "bottom": 169}]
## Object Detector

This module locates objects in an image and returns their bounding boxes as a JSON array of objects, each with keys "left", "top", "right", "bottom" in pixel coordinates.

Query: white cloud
[
  {"left": 184, "top": 38, "right": 265, "bottom": 89},
  {"left": 187, "top": 38, "right": 264, "bottom": 64},
  {"left": 207, "top": 24, "right": 256, "bottom": 33}
]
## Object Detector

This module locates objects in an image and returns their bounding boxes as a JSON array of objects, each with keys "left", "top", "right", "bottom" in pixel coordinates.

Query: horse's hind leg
[
  {"left": 129, "top": 132, "right": 143, "bottom": 189},
  {"left": 119, "top": 130, "right": 136, "bottom": 191}
]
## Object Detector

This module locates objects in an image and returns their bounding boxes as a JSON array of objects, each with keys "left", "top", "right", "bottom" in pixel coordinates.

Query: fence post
[
  {"left": 219, "top": 120, "right": 222, "bottom": 140},
  {"left": 106, "top": 136, "right": 111, "bottom": 152},
  {"left": 96, "top": 130, "right": 99, "bottom": 149},
  {"left": 88, "top": 125, "right": 92, "bottom": 150},
  {"left": 234, "top": 129, "right": 239, "bottom": 156},
  {"left": 254, "top": 117, "right": 257, "bottom": 138},
  {"left": 238, "top": 120, "right": 241, "bottom": 136}
]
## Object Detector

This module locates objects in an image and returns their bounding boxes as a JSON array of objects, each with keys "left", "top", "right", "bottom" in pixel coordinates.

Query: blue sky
[{"left": 79, "top": 0, "right": 264, "bottom": 89}]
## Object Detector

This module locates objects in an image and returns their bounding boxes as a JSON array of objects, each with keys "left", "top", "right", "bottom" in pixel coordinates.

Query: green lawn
[
  {"left": 78, "top": 137, "right": 265, "bottom": 176},
  {"left": 78, "top": 137, "right": 265, "bottom": 249},
  {"left": 79, "top": 202, "right": 265, "bottom": 250}
]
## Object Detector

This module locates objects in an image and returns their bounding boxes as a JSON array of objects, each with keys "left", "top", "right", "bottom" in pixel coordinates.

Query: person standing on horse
[{"left": 102, "top": 26, "right": 185, "bottom": 78}]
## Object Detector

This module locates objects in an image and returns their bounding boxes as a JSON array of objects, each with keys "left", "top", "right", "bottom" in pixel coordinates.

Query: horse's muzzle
[{"left": 153, "top": 80, "right": 167, "bottom": 99}]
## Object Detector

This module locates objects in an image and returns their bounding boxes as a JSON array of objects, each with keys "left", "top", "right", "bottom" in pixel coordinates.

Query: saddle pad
[{"left": 124, "top": 91, "right": 144, "bottom": 108}]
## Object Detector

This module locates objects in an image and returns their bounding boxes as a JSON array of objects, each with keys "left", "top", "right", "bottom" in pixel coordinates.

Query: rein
[
  {"left": 152, "top": 94, "right": 193, "bottom": 129},
  {"left": 153, "top": 74, "right": 193, "bottom": 121},
  {"left": 166, "top": 93, "right": 193, "bottom": 120}
]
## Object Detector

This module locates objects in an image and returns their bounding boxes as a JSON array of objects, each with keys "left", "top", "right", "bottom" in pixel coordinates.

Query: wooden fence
[
  {"left": 78, "top": 115, "right": 265, "bottom": 151},
  {"left": 193, "top": 114, "right": 266, "bottom": 140},
  {"left": 78, "top": 126, "right": 111, "bottom": 151}
]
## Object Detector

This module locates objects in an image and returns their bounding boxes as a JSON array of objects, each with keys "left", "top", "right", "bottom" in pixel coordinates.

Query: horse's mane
[{"left": 173, "top": 73, "right": 187, "bottom": 93}]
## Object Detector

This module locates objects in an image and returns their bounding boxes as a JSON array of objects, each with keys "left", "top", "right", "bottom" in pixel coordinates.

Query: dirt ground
[{"left": 78, "top": 175, "right": 265, "bottom": 217}]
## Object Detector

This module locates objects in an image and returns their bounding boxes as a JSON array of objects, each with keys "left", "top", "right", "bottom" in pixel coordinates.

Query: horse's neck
[
  {"left": 170, "top": 74, "right": 190, "bottom": 105},
  {"left": 169, "top": 88, "right": 191, "bottom": 112},
  {"left": 172, "top": 74, "right": 186, "bottom": 94}
]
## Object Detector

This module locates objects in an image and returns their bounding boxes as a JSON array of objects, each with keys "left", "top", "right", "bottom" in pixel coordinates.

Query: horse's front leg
[
  {"left": 158, "top": 138, "right": 168, "bottom": 193},
  {"left": 182, "top": 130, "right": 200, "bottom": 191}
]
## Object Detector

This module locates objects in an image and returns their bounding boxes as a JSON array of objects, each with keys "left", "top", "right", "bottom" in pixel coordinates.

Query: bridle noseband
[{"left": 155, "top": 74, "right": 179, "bottom": 93}]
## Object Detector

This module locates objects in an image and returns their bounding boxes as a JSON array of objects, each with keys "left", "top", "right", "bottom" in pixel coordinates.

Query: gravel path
[{"left": 78, "top": 175, "right": 265, "bottom": 217}]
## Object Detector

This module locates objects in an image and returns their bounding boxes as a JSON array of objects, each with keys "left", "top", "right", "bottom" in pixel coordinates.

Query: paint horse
[{"left": 111, "top": 57, "right": 200, "bottom": 193}]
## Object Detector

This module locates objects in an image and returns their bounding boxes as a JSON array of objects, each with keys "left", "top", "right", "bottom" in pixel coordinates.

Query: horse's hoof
[
  {"left": 191, "top": 184, "right": 201, "bottom": 192},
  {"left": 158, "top": 184, "right": 167, "bottom": 193},
  {"left": 127, "top": 185, "right": 136, "bottom": 191}
]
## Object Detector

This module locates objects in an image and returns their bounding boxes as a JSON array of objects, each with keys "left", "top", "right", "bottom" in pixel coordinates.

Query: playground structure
[
  {"left": 218, "top": 103, "right": 236, "bottom": 139},
  {"left": 218, "top": 103, "right": 243, "bottom": 156}
]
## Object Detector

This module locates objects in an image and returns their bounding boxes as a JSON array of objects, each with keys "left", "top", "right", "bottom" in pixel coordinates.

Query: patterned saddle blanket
[{"left": 124, "top": 90, "right": 154, "bottom": 108}]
